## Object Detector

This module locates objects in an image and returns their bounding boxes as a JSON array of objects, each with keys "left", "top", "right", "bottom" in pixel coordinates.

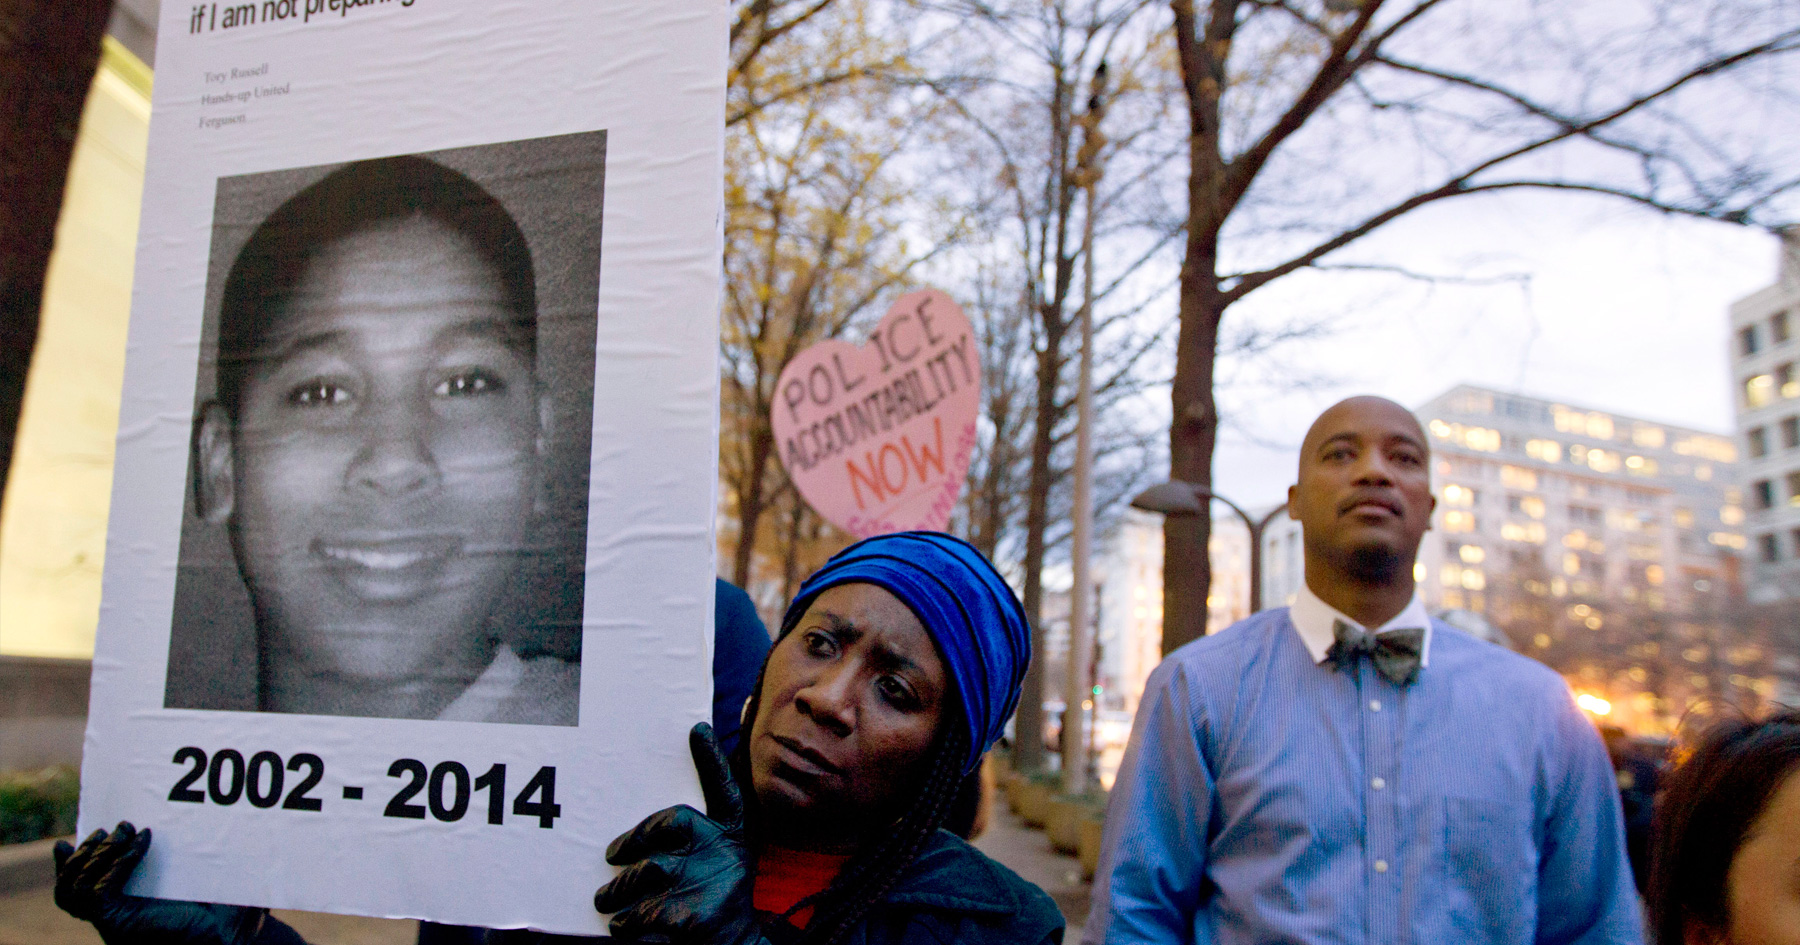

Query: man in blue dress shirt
[{"left": 1084, "top": 396, "right": 1643, "bottom": 945}]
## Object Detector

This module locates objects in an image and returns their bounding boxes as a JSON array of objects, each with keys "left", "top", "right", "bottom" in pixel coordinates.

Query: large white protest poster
[{"left": 77, "top": 1, "right": 723, "bottom": 934}]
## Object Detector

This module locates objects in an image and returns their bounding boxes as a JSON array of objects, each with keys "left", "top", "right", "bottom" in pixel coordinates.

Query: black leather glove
[
  {"left": 53, "top": 822, "right": 298, "bottom": 945},
  {"left": 593, "top": 724, "right": 769, "bottom": 944}
]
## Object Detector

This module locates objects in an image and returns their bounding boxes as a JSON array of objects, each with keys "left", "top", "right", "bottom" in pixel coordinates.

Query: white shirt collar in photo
[
  {"left": 437, "top": 645, "right": 528, "bottom": 722},
  {"left": 1289, "top": 579, "right": 1433, "bottom": 667}
]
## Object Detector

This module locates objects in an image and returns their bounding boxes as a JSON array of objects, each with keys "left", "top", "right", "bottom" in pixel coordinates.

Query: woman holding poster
[{"left": 57, "top": 532, "right": 1064, "bottom": 945}]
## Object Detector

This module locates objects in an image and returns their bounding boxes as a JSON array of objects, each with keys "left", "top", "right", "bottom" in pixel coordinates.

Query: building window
[
  {"left": 1783, "top": 363, "right": 1799, "bottom": 399},
  {"left": 1743, "top": 324, "right": 1762, "bottom": 357},
  {"left": 1508, "top": 494, "right": 1546, "bottom": 519},
  {"left": 1785, "top": 417, "right": 1800, "bottom": 451},
  {"left": 1750, "top": 427, "right": 1770, "bottom": 458},
  {"left": 1569, "top": 505, "right": 1605, "bottom": 527},
  {"left": 1788, "top": 471, "right": 1800, "bottom": 506},
  {"left": 1748, "top": 374, "right": 1777, "bottom": 408},
  {"left": 1777, "top": 311, "right": 1793, "bottom": 344},
  {"left": 1755, "top": 479, "right": 1776, "bottom": 510},
  {"left": 1761, "top": 533, "right": 1781, "bottom": 563}
]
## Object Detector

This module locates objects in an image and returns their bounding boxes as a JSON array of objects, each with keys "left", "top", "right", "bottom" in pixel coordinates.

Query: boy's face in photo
[{"left": 197, "top": 215, "right": 547, "bottom": 687}]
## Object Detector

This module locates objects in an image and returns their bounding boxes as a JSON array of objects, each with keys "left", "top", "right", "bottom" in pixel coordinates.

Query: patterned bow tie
[{"left": 1326, "top": 619, "right": 1425, "bottom": 686}]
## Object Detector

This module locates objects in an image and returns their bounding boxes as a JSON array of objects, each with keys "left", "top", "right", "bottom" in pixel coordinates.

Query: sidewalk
[{"left": 972, "top": 803, "right": 1090, "bottom": 942}]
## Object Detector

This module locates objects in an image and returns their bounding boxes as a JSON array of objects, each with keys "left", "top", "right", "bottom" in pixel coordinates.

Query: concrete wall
[{"left": 0, "top": 656, "right": 90, "bottom": 773}]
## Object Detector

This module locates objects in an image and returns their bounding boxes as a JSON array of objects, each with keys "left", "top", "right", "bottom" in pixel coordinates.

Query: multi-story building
[
  {"left": 1416, "top": 385, "right": 1770, "bottom": 734},
  {"left": 1094, "top": 506, "right": 1300, "bottom": 717},
  {"left": 1729, "top": 232, "right": 1800, "bottom": 604}
]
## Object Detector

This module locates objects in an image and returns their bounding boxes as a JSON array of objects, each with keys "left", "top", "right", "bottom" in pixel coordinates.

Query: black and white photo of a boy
[{"left": 186, "top": 155, "right": 579, "bottom": 725}]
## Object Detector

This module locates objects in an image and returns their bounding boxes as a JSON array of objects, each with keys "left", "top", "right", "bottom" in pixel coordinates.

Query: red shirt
[{"left": 753, "top": 845, "right": 851, "bottom": 929}]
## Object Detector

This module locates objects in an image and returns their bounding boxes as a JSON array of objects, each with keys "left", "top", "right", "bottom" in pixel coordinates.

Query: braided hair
[{"left": 733, "top": 637, "right": 978, "bottom": 945}]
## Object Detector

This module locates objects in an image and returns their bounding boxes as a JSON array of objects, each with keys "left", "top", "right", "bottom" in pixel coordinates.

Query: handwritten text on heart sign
[{"left": 773, "top": 289, "right": 980, "bottom": 538}]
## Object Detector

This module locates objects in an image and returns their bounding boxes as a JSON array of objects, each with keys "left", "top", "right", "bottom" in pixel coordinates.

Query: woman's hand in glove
[
  {"left": 54, "top": 822, "right": 279, "bottom": 945},
  {"left": 593, "top": 723, "right": 768, "bottom": 945}
]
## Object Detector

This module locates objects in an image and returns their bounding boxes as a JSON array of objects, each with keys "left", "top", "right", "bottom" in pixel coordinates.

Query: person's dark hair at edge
[
  {"left": 733, "top": 612, "right": 972, "bottom": 945},
  {"left": 214, "top": 155, "right": 538, "bottom": 420},
  {"left": 1649, "top": 707, "right": 1800, "bottom": 945}
]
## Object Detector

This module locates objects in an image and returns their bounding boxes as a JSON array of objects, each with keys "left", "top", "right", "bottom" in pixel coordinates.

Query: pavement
[
  {"left": 1, "top": 811, "right": 1088, "bottom": 945},
  {"left": 972, "top": 801, "right": 1092, "bottom": 942}
]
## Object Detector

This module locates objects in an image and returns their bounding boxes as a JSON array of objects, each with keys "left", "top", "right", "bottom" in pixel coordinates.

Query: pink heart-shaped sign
[{"left": 772, "top": 289, "right": 980, "bottom": 539}]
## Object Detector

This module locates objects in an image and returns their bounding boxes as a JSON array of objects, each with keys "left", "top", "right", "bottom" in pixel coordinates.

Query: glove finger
[
  {"left": 68, "top": 825, "right": 132, "bottom": 900},
  {"left": 592, "top": 853, "right": 680, "bottom": 915},
  {"left": 607, "top": 895, "right": 687, "bottom": 943},
  {"left": 690, "top": 723, "right": 743, "bottom": 830},
  {"left": 57, "top": 827, "right": 122, "bottom": 918},
  {"left": 97, "top": 827, "right": 151, "bottom": 899},
  {"left": 604, "top": 805, "right": 703, "bottom": 865},
  {"left": 53, "top": 840, "right": 73, "bottom": 875}
]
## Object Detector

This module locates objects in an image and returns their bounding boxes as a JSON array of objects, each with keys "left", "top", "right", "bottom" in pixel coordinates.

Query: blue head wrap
[{"left": 780, "top": 531, "right": 1031, "bottom": 775}]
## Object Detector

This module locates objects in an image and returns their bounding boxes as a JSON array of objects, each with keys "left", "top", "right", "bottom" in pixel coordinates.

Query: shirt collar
[
  {"left": 437, "top": 645, "right": 524, "bottom": 722},
  {"left": 1290, "top": 581, "right": 1433, "bottom": 667}
]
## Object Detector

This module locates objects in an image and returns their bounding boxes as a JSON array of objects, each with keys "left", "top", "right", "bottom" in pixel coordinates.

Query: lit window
[
  {"left": 1442, "top": 564, "right": 1463, "bottom": 586},
  {"left": 1461, "top": 570, "right": 1486, "bottom": 591},
  {"left": 1525, "top": 439, "right": 1562, "bottom": 463},
  {"left": 1624, "top": 455, "right": 1658, "bottom": 476},
  {"left": 1501, "top": 522, "right": 1546, "bottom": 544},
  {"left": 1631, "top": 424, "right": 1666, "bottom": 449},
  {"left": 1674, "top": 435, "right": 1738, "bottom": 462},
  {"left": 1585, "top": 449, "right": 1621, "bottom": 474},
  {"left": 1458, "top": 545, "right": 1486, "bottom": 564},
  {"left": 1500, "top": 465, "right": 1537, "bottom": 490},
  {"left": 1710, "top": 532, "right": 1747, "bottom": 550},
  {"left": 1721, "top": 505, "right": 1744, "bottom": 525},
  {"left": 1646, "top": 565, "right": 1664, "bottom": 586},
  {"left": 1674, "top": 508, "right": 1695, "bottom": 528},
  {"left": 1748, "top": 374, "right": 1777, "bottom": 408},
  {"left": 1444, "top": 511, "right": 1476, "bottom": 533},
  {"left": 1442, "top": 484, "right": 1476, "bottom": 507},
  {"left": 1464, "top": 427, "right": 1501, "bottom": 452}
]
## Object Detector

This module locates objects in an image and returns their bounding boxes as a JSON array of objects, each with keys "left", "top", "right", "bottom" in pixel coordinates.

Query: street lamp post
[{"left": 1130, "top": 481, "right": 1287, "bottom": 616}]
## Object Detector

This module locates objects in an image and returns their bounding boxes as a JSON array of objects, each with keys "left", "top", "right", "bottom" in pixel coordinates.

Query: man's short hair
[{"left": 215, "top": 155, "right": 538, "bottom": 418}]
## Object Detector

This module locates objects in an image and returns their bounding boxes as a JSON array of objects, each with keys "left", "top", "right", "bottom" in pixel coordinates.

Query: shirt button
[
  {"left": 1369, "top": 699, "right": 1382, "bottom": 712},
  {"left": 1371, "top": 777, "right": 1386, "bottom": 790},
  {"left": 1374, "top": 859, "right": 1389, "bottom": 873}
]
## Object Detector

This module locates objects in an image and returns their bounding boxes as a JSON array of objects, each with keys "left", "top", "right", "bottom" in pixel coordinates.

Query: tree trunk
[
  {"left": 1163, "top": 288, "right": 1221, "bottom": 654},
  {"left": 731, "top": 416, "right": 775, "bottom": 587},
  {"left": 1163, "top": 0, "right": 1230, "bottom": 655},
  {"left": 0, "top": 0, "right": 114, "bottom": 513},
  {"left": 1015, "top": 324, "right": 1064, "bottom": 772}
]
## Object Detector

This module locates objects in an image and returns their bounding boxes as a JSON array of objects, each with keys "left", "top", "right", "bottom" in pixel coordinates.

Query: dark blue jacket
[
  {"left": 414, "top": 829, "right": 1064, "bottom": 945},
  {"left": 816, "top": 829, "right": 1065, "bottom": 945}
]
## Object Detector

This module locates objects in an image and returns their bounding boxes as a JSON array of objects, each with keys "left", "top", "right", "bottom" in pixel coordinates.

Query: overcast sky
[{"left": 1202, "top": 189, "right": 1776, "bottom": 512}]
